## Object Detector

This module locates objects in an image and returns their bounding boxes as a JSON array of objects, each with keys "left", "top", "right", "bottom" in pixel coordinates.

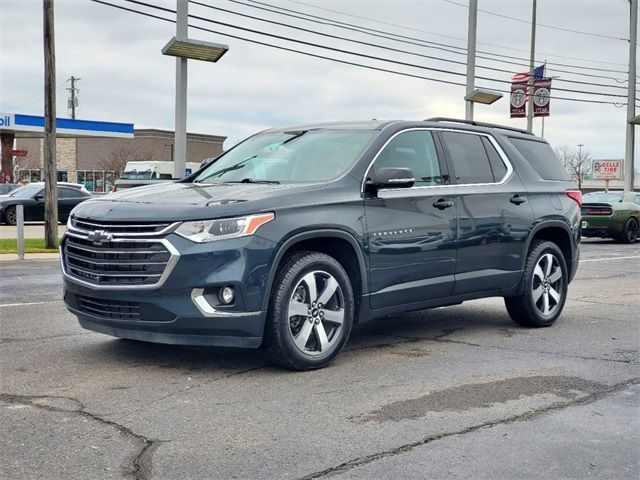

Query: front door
[{"left": 364, "top": 130, "right": 458, "bottom": 310}]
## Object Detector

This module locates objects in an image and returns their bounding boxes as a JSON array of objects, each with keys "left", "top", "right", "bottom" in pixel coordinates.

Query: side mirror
[
  {"left": 373, "top": 167, "right": 415, "bottom": 189},
  {"left": 34, "top": 195, "right": 44, "bottom": 202}
]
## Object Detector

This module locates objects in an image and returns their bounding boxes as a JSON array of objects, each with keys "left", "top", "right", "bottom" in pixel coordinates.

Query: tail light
[
  {"left": 584, "top": 207, "right": 613, "bottom": 216},
  {"left": 566, "top": 190, "right": 582, "bottom": 207}
]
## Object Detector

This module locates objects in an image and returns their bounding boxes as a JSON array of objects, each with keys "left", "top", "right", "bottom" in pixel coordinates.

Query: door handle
[
  {"left": 433, "top": 199, "right": 454, "bottom": 210},
  {"left": 510, "top": 195, "right": 527, "bottom": 205}
]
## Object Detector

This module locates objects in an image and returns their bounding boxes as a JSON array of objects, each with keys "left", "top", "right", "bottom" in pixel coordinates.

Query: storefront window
[{"left": 76, "top": 170, "right": 115, "bottom": 192}]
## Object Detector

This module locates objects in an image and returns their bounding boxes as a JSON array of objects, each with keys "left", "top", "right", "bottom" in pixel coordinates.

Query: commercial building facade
[{"left": 1, "top": 113, "right": 226, "bottom": 192}]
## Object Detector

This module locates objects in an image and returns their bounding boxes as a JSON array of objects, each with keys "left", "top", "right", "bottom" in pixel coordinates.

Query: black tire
[
  {"left": 505, "top": 240, "right": 568, "bottom": 328},
  {"left": 619, "top": 217, "right": 639, "bottom": 244},
  {"left": 3, "top": 206, "right": 17, "bottom": 225},
  {"left": 265, "top": 250, "right": 354, "bottom": 371}
]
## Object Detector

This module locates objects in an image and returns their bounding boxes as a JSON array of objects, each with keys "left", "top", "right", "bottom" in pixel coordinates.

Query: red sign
[
  {"left": 10, "top": 149, "right": 28, "bottom": 157},
  {"left": 533, "top": 79, "right": 552, "bottom": 117},
  {"left": 510, "top": 82, "right": 527, "bottom": 118}
]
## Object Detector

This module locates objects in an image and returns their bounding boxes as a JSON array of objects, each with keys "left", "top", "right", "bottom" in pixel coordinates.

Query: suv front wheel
[
  {"left": 265, "top": 251, "right": 354, "bottom": 370},
  {"left": 505, "top": 240, "right": 568, "bottom": 328}
]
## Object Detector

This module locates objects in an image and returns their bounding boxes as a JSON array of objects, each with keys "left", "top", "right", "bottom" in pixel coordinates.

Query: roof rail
[{"left": 424, "top": 117, "right": 533, "bottom": 136}]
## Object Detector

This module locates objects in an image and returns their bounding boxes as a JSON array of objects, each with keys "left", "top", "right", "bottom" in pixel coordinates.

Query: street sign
[
  {"left": 592, "top": 160, "right": 622, "bottom": 180},
  {"left": 10, "top": 149, "right": 28, "bottom": 157},
  {"left": 185, "top": 168, "right": 192, "bottom": 175}
]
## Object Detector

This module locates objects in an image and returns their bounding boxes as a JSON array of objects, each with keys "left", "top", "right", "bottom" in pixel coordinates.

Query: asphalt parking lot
[{"left": 1, "top": 239, "right": 638, "bottom": 480}]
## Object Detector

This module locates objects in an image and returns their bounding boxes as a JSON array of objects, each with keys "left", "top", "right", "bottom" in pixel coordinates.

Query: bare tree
[
  {"left": 555, "top": 145, "right": 592, "bottom": 190},
  {"left": 98, "top": 146, "right": 153, "bottom": 177}
]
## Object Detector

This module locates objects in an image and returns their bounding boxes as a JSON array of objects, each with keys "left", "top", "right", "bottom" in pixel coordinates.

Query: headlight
[{"left": 175, "top": 213, "right": 275, "bottom": 243}]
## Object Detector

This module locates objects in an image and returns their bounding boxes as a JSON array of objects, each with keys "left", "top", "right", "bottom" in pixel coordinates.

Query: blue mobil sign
[{"left": 0, "top": 112, "right": 134, "bottom": 138}]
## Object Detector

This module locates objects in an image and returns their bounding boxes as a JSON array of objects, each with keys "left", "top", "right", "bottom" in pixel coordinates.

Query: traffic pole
[
  {"left": 624, "top": 0, "right": 637, "bottom": 192},
  {"left": 526, "top": 0, "right": 537, "bottom": 133}
]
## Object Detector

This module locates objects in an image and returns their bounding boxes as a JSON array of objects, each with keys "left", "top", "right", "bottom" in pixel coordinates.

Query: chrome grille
[
  {"left": 77, "top": 295, "right": 141, "bottom": 320},
  {"left": 62, "top": 232, "right": 178, "bottom": 288},
  {"left": 70, "top": 217, "right": 175, "bottom": 235}
]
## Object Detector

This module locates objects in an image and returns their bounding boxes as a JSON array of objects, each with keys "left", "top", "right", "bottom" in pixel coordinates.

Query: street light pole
[
  {"left": 624, "top": 0, "right": 637, "bottom": 192},
  {"left": 173, "top": 0, "right": 188, "bottom": 180},
  {"left": 465, "top": 0, "right": 478, "bottom": 121},
  {"left": 526, "top": 0, "right": 537, "bottom": 133}
]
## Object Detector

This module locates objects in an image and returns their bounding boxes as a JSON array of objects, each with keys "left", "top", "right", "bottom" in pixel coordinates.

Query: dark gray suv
[{"left": 61, "top": 118, "right": 581, "bottom": 370}]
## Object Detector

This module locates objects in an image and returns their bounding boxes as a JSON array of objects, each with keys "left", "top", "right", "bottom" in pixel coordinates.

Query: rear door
[
  {"left": 437, "top": 130, "right": 533, "bottom": 294},
  {"left": 364, "top": 129, "right": 458, "bottom": 310},
  {"left": 58, "top": 187, "right": 88, "bottom": 219}
]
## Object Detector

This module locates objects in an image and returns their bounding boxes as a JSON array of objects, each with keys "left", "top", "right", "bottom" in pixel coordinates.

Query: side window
[
  {"left": 58, "top": 187, "right": 84, "bottom": 198},
  {"left": 372, "top": 131, "right": 443, "bottom": 187},
  {"left": 481, "top": 137, "right": 508, "bottom": 181},
  {"left": 440, "top": 132, "right": 494, "bottom": 184},
  {"left": 636, "top": 195, "right": 640, "bottom": 205}
]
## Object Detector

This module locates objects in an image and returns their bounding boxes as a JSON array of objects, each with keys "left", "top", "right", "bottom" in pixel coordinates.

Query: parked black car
[
  {"left": 0, "top": 182, "right": 92, "bottom": 225},
  {"left": 61, "top": 118, "right": 581, "bottom": 370}
]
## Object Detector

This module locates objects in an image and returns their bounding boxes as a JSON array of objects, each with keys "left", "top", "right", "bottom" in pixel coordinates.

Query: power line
[
  {"left": 191, "top": 0, "right": 628, "bottom": 92},
  {"left": 286, "top": 0, "right": 629, "bottom": 67},
  {"left": 176, "top": 0, "right": 625, "bottom": 98},
  {"left": 230, "top": 0, "right": 629, "bottom": 79},
  {"left": 443, "top": 0, "right": 628, "bottom": 42},
  {"left": 88, "top": 0, "right": 625, "bottom": 106}
]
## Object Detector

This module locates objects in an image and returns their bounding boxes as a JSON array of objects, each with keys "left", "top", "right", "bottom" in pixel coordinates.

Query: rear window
[
  {"left": 509, "top": 138, "right": 571, "bottom": 181},
  {"left": 583, "top": 192, "right": 623, "bottom": 203}
]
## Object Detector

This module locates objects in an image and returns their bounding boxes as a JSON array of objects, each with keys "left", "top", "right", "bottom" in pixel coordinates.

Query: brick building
[{"left": 14, "top": 128, "right": 226, "bottom": 192}]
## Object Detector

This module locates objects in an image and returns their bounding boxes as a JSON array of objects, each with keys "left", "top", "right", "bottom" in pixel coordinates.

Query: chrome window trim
[
  {"left": 68, "top": 217, "right": 180, "bottom": 237},
  {"left": 191, "top": 288, "right": 260, "bottom": 317},
  {"left": 361, "top": 127, "right": 514, "bottom": 194},
  {"left": 61, "top": 231, "right": 180, "bottom": 290}
]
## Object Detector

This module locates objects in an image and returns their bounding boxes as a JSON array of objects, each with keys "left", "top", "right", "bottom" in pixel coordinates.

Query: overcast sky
[{"left": 1, "top": 0, "right": 637, "bottom": 168}]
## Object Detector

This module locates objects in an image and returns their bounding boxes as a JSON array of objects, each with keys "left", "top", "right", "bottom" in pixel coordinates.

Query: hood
[{"left": 71, "top": 181, "right": 335, "bottom": 222}]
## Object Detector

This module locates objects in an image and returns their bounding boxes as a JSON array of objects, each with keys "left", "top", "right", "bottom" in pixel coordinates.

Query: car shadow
[{"left": 76, "top": 302, "right": 516, "bottom": 373}]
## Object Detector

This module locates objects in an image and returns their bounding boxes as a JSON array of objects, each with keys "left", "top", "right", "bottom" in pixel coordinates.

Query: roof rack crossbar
[{"left": 424, "top": 117, "right": 533, "bottom": 136}]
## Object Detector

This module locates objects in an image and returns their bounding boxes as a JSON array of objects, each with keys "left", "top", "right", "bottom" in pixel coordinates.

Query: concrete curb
[{"left": 0, "top": 252, "right": 60, "bottom": 261}]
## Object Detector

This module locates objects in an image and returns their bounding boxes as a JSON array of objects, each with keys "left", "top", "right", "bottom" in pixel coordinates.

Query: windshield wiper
[
  {"left": 227, "top": 178, "right": 280, "bottom": 184},
  {"left": 281, "top": 130, "right": 308, "bottom": 145}
]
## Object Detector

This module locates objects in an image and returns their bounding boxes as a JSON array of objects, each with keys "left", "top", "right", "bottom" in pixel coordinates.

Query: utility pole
[
  {"left": 43, "top": 0, "right": 58, "bottom": 249},
  {"left": 173, "top": 0, "right": 188, "bottom": 179},
  {"left": 465, "top": 0, "right": 478, "bottom": 121},
  {"left": 526, "top": 0, "right": 537, "bottom": 133},
  {"left": 624, "top": 0, "right": 637, "bottom": 192},
  {"left": 67, "top": 75, "right": 80, "bottom": 119}
]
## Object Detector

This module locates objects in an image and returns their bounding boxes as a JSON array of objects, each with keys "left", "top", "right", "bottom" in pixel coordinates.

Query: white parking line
[
  {"left": 0, "top": 300, "right": 64, "bottom": 308},
  {"left": 581, "top": 255, "right": 640, "bottom": 263}
]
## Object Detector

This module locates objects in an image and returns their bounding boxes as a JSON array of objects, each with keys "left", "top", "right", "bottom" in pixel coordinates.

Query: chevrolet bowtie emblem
[{"left": 86, "top": 230, "right": 112, "bottom": 245}]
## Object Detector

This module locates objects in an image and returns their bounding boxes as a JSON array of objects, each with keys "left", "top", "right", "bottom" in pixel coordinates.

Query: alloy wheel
[
  {"left": 6, "top": 207, "right": 16, "bottom": 225},
  {"left": 287, "top": 270, "right": 345, "bottom": 356},
  {"left": 532, "top": 253, "right": 563, "bottom": 316},
  {"left": 628, "top": 219, "right": 638, "bottom": 242}
]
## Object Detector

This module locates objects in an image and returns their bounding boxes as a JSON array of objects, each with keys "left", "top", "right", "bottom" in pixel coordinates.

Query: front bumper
[{"left": 62, "top": 232, "right": 277, "bottom": 348}]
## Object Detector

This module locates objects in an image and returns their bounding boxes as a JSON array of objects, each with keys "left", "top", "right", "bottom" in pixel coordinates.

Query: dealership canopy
[{"left": 0, "top": 112, "right": 134, "bottom": 138}]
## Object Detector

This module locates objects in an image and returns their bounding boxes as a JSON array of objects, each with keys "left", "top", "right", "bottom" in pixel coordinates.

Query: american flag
[{"left": 512, "top": 64, "right": 545, "bottom": 82}]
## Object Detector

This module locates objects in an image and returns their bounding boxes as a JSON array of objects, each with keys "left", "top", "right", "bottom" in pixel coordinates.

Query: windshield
[
  {"left": 9, "top": 184, "right": 43, "bottom": 199},
  {"left": 121, "top": 169, "right": 154, "bottom": 180},
  {"left": 584, "top": 192, "right": 623, "bottom": 203},
  {"left": 194, "top": 130, "right": 375, "bottom": 184}
]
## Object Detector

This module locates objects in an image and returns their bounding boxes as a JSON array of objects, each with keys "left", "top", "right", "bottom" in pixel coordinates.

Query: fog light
[{"left": 219, "top": 286, "right": 235, "bottom": 305}]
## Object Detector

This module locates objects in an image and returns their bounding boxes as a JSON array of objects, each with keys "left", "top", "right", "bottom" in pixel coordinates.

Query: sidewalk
[
  {"left": 0, "top": 252, "right": 60, "bottom": 261},
  {"left": 0, "top": 224, "right": 67, "bottom": 239}
]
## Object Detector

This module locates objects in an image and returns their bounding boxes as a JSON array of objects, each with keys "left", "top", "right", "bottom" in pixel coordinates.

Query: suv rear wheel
[
  {"left": 505, "top": 240, "right": 568, "bottom": 328},
  {"left": 265, "top": 251, "right": 354, "bottom": 370}
]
